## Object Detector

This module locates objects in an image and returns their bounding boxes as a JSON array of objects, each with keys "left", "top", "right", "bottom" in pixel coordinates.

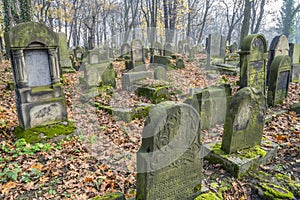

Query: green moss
[
  {"left": 92, "top": 192, "right": 125, "bottom": 200},
  {"left": 259, "top": 183, "right": 295, "bottom": 199},
  {"left": 31, "top": 86, "right": 53, "bottom": 93},
  {"left": 288, "top": 182, "right": 300, "bottom": 197},
  {"left": 275, "top": 173, "right": 291, "bottom": 182},
  {"left": 14, "top": 121, "right": 76, "bottom": 144},
  {"left": 194, "top": 191, "right": 222, "bottom": 200}
]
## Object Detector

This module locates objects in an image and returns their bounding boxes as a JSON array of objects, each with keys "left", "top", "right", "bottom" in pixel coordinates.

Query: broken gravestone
[
  {"left": 267, "top": 55, "right": 291, "bottom": 106},
  {"left": 239, "top": 34, "right": 268, "bottom": 94},
  {"left": 5, "top": 22, "right": 68, "bottom": 129},
  {"left": 137, "top": 101, "right": 203, "bottom": 200}
]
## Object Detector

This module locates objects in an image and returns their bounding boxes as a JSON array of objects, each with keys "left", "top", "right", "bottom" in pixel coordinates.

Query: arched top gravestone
[
  {"left": 239, "top": 34, "right": 268, "bottom": 94},
  {"left": 5, "top": 22, "right": 59, "bottom": 48},
  {"left": 137, "top": 101, "right": 203, "bottom": 200},
  {"left": 267, "top": 35, "right": 289, "bottom": 85},
  {"left": 267, "top": 55, "right": 291, "bottom": 106}
]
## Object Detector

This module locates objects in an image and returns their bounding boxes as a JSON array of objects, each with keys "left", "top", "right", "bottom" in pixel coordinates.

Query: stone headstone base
[{"left": 204, "top": 139, "right": 278, "bottom": 178}]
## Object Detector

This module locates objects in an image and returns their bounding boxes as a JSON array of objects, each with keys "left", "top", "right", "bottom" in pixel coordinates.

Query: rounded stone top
[
  {"left": 240, "top": 34, "right": 267, "bottom": 53},
  {"left": 5, "top": 22, "right": 59, "bottom": 48},
  {"left": 270, "top": 55, "right": 292, "bottom": 71}
]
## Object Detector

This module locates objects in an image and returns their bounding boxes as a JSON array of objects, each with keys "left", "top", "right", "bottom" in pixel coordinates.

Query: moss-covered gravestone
[
  {"left": 137, "top": 101, "right": 203, "bottom": 200},
  {"left": 221, "top": 87, "right": 266, "bottom": 153},
  {"left": 267, "top": 55, "right": 291, "bottom": 106},
  {"left": 266, "top": 35, "right": 289, "bottom": 85},
  {"left": 239, "top": 34, "right": 268, "bottom": 94},
  {"left": 5, "top": 22, "right": 68, "bottom": 129}
]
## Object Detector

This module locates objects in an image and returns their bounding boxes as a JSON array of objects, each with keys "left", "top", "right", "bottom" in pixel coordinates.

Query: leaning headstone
[
  {"left": 267, "top": 35, "right": 289, "bottom": 85},
  {"left": 154, "top": 66, "right": 168, "bottom": 81},
  {"left": 137, "top": 101, "right": 203, "bottom": 200},
  {"left": 267, "top": 55, "right": 291, "bottom": 106},
  {"left": 221, "top": 87, "right": 266, "bottom": 154},
  {"left": 239, "top": 34, "right": 268, "bottom": 94},
  {"left": 57, "top": 33, "right": 73, "bottom": 72},
  {"left": 5, "top": 22, "right": 68, "bottom": 129}
]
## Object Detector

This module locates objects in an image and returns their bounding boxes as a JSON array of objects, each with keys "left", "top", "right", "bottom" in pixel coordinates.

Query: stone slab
[{"left": 204, "top": 139, "right": 278, "bottom": 178}]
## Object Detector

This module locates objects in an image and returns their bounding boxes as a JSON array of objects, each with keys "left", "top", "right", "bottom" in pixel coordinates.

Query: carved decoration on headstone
[{"left": 5, "top": 22, "right": 68, "bottom": 129}]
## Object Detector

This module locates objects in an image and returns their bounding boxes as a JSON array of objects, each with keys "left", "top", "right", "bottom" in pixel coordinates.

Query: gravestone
[
  {"left": 5, "top": 22, "right": 68, "bottom": 129},
  {"left": 137, "top": 101, "right": 203, "bottom": 200},
  {"left": 130, "top": 39, "right": 145, "bottom": 68},
  {"left": 57, "top": 33, "right": 73, "bottom": 72},
  {"left": 88, "top": 48, "right": 101, "bottom": 64},
  {"left": 207, "top": 33, "right": 221, "bottom": 57},
  {"left": 121, "top": 71, "right": 153, "bottom": 91},
  {"left": 178, "top": 40, "right": 188, "bottom": 55},
  {"left": 120, "top": 43, "right": 131, "bottom": 58},
  {"left": 176, "top": 58, "right": 185, "bottom": 69},
  {"left": 152, "top": 42, "right": 163, "bottom": 56},
  {"left": 267, "top": 55, "right": 291, "bottom": 106},
  {"left": 267, "top": 35, "right": 289, "bottom": 85},
  {"left": 154, "top": 66, "right": 168, "bottom": 81},
  {"left": 221, "top": 87, "right": 266, "bottom": 154},
  {"left": 164, "top": 43, "right": 174, "bottom": 57},
  {"left": 239, "top": 34, "right": 268, "bottom": 94},
  {"left": 289, "top": 43, "right": 300, "bottom": 82},
  {"left": 188, "top": 86, "right": 230, "bottom": 129},
  {"left": 220, "top": 36, "right": 227, "bottom": 58}
]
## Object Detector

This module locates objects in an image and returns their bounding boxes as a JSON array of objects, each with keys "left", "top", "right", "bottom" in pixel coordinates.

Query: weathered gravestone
[
  {"left": 266, "top": 35, "right": 289, "bottom": 85},
  {"left": 186, "top": 86, "right": 230, "bottom": 129},
  {"left": 5, "top": 22, "right": 68, "bottom": 129},
  {"left": 121, "top": 71, "right": 153, "bottom": 91},
  {"left": 164, "top": 43, "right": 174, "bottom": 57},
  {"left": 120, "top": 43, "right": 131, "bottom": 58},
  {"left": 239, "top": 34, "right": 268, "bottom": 94},
  {"left": 221, "top": 87, "right": 266, "bottom": 154},
  {"left": 154, "top": 66, "right": 169, "bottom": 81},
  {"left": 137, "top": 101, "right": 203, "bottom": 200},
  {"left": 267, "top": 55, "right": 291, "bottom": 106},
  {"left": 207, "top": 33, "right": 222, "bottom": 58},
  {"left": 57, "top": 33, "right": 73, "bottom": 72},
  {"left": 289, "top": 43, "right": 300, "bottom": 82},
  {"left": 126, "top": 39, "right": 145, "bottom": 70},
  {"left": 88, "top": 48, "right": 101, "bottom": 64}
]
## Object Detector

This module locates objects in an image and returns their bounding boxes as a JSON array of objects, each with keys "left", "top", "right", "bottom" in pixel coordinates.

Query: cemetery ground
[{"left": 0, "top": 57, "right": 299, "bottom": 200}]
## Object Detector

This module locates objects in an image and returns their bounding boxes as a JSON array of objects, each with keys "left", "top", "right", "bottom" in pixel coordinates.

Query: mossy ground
[{"left": 14, "top": 121, "right": 76, "bottom": 144}]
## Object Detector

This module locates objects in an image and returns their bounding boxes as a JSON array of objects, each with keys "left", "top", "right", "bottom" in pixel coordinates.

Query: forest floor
[{"left": 0, "top": 56, "right": 299, "bottom": 200}]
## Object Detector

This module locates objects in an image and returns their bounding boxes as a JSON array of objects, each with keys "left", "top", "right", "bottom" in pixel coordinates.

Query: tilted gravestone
[
  {"left": 267, "top": 55, "right": 291, "bottom": 106},
  {"left": 266, "top": 35, "right": 289, "bottom": 85},
  {"left": 221, "top": 87, "right": 266, "bottom": 154},
  {"left": 137, "top": 101, "right": 203, "bottom": 200},
  {"left": 289, "top": 43, "right": 300, "bottom": 82},
  {"left": 239, "top": 34, "right": 268, "bottom": 94},
  {"left": 5, "top": 22, "right": 68, "bottom": 129}
]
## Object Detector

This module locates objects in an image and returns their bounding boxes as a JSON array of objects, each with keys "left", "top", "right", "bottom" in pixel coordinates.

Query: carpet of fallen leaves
[{"left": 0, "top": 55, "right": 299, "bottom": 199}]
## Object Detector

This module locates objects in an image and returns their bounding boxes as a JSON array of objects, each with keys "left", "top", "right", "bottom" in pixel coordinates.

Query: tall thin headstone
[
  {"left": 239, "top": 34, "right": 268, "bottom": 94},
  {"left": 137, "top": 101, "right": 203, "bottom": 200}
]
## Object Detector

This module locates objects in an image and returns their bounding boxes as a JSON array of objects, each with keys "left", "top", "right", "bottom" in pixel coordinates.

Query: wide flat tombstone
[
  {"left": 5, "top": 22, "right": 67, "bottom": 129},
  {"left": 137, "top": 101, "right": 203, "bottom": 200},
  {"left": 221, "top": 87, "right": 266, "bottom": 154},
  {"left": 239, "top": 34, "right": 268, "bottom": 94},
  {"left": 267, "top": 55, "right": 291, "bottom": 106},
  {"left": 267, "top": 35, "right": 289, "bottom": 84}
]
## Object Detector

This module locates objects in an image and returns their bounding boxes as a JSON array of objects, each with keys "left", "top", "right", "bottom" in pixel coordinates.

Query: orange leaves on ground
[{"left": 1, "top": 181, "right": 16, "bottom": 194}]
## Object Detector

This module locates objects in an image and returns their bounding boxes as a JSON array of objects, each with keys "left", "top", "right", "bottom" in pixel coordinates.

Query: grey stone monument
[
  {"left": 267, "top": 55, "right": 291, "bottom": 106},
  {"left": 5, "top": 22, "right": 68, "bottom": 129},
  {"left": 137, "top": 101, "right": 203, "bottom": 200},
  {"left": 239, "top": 34, "right": 268, "bottom": 94}
]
